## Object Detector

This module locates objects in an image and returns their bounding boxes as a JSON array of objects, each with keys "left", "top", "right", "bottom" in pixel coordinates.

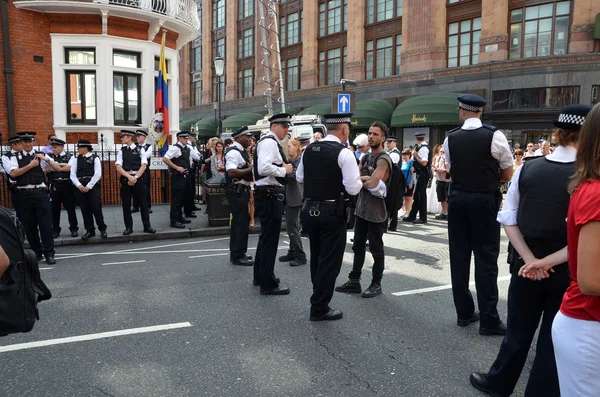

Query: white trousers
[{"left": 552, "top": 311, "right": 600, "bottom": 396}]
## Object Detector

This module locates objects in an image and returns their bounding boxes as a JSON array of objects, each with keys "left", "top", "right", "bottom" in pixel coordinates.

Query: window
[
  {"left": 492, "top": 86, "right": 580, "bottom": 110},
  {"left": 114, "top": 73, "right": 141, "bottom": 125},
  {"left": 113, "top": 50, "right": 141, "bottom": 68},
  {"left": 592, "top": 85, "right": 599, "bottom": 106},
  {"left": 154, "top": 57, "right": 169, "bottom": 73},
  {"left": 280, "top": 12, "right": 301, "bottom": 47},
  {"left": 192, "top": 81, "right": 202, "bottom": 106},
  {"left": 366, "top": 0, "right": 398, "bottom": 24},
  {"left": 213, "top": 76, "right": 225, "bottom": 102},
  {"left": 366, "top": 35, "right": 402, "bottom": 79},
  {"left": 212, "top": 38, "right": 225, "bottom": 59},
  {"left": 238, "top": 28, "right": 254, "bottom": 58},
  {"left": 212, "top": 0, "right": 225, "bottom": 30},
  {"left": 448, "top": 17, "right": 481, "bottom": 67},
  {"left": 238, "top": 68, "right": 254, "bottom": 98},
  {"left": 191, "top": 46, "right": 201, "bottom": 72},
  {"left": 238, "top": 0, "right": 253, "bottom": 18},
  {"left": 510, "top": 1, "right": 570, "bottom": 59},
  {"left": 319, "top": 47, "right": 346, "bottom": 86},
  {"left": 318, "top": 0, "right": 348, "bottom": 37},
  {"left": 66, "top": 71, "right": 96, "bottom": 124},
  {"left": 65, "top": 48, "right": 95, "bottom": 65},
  {"left": 282, "top": 57, "right": 301, "bottom": 91}
]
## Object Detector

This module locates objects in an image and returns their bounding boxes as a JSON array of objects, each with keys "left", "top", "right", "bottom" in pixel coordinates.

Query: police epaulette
[
  {"left": 447, "top": 126, "right": 461, "bottom": 134},
  {"left": 482, "top": 124, "right": 498, "bottom": 131}
]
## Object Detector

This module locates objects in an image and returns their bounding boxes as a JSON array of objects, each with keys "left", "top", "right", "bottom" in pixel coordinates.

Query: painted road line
[
  {"left": 391, "top": 275, "right": 511, "bottom": 297},
  {"left": 102, "top": 260, "right": 146, "bottom": 266},
  {"left": 188, "top": 253, "right": 229, "bottom": 259},
  {"left": 39, "top": 267, "right": 54, "bottom": 270},
  {"left": 0, "top": 322, "right": 193, "bottom": 354}
]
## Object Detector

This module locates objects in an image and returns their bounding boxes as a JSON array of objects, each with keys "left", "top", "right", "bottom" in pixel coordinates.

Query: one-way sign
[{"left": 331, "top": 91, "right": 356, "bottom": 114}]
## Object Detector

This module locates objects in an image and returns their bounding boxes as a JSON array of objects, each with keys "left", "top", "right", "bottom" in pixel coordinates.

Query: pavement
[{"left": 1, "top": 217, "right": 536, "bottom": 397}]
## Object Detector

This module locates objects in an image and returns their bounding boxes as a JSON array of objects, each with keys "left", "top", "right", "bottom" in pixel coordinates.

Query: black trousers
[
  {"left": 448, "top": 190, "right": 501, "bottom": 329},
  {"left": 407, "top": 172, "right": 428, "bottom": 221},
  {"left": 486, "top": 269, "right": 569, "bottom": 396},
  {"left": 184, "top": 167, "right": 197, "bottom": 215},
  {"left": 350, "top": 215, "right": 386, "bottom": 284},
  {"left": 170, "top": 174, "right": 187, "bottom": 224},
  {"left": 301, "top": 201, "right": 347, "bottom": 315},
  {"left": 388, "top": 210, "right": 398, "bottom": 230},
  {"left": 285, "top": 205, "right": 306, "bottom": 261},
  {"left": 253, "top": 188, "right": 284, "bottom": 290},
  {"left": 133, "top": 171, "right": 151, "bottom": 210},
  {"left": 120, "top": 177, "right": 151, "bottom": 230},
  {"left": 50, "top": 185, "right": 78, "bottom": 233},
  {"left": 76, "top": 185, "right": 106, "bottom": 233},
  {"left": 225, "top": 187, "right": 250, "bottom": 260},
  {"left": 16, "top": 190, "right": 54, "bottom": 256}
]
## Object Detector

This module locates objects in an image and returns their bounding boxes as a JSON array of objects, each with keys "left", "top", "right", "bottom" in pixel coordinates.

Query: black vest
[
  {"left": 413, "top": 143, "right": 432, "bottom": 176},
  {"left": 253, "top": 135, "right": 289, "bottom": 185},
  {"left": 47, "top": 152, "right": 72, "bottom": 183},
  {"left": 15, "top": 151, "right": 45, "bottom": 186},
  {"left": 224, "top": 146, "right": 253, "bottom": 185},
  {"left": 303, "top": 140, "right": 345, "bottom": 200},
  {"left": 171, "top": 144, "right": 190, "bottom": 170},
  {"left": 76, "top": 154, "right": 98, "bottom": 179},
  {"left": 448, "top": 125, "right": 499, "bottom": 192},
  {"left": 121, "top": 146, "right": 143, "bottom": 172}
]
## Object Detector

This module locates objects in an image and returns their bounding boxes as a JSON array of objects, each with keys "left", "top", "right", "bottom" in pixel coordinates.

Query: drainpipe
[{"left": 0, "top": 0, "right": 15, "bottom": 137}]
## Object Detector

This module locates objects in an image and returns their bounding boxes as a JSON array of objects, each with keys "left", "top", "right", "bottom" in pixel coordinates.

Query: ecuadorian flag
[{"left": 156, "top": 31, "right": 169, "bottom": 156}]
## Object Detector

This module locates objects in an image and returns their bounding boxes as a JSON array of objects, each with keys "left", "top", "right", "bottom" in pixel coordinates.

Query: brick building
[
  {"left": 0, "top": 0, "right": 200, "bottom": 148},
  {"left": 179, "top": 0, "right": 600, "bottom": 148}
]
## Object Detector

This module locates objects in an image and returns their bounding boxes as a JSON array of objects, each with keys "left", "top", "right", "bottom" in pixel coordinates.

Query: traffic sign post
[{"left": 331, "top": 91, "right": 356, "bottom": 114}]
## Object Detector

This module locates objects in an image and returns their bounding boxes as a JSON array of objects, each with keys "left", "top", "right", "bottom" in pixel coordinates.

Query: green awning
[
  {"left": 351, "top": 99, "right": 394, "bottom": 129},
  {"left": 222, "top": 113, "right": 264, "bottom": 133},
  {"left": 179, "top": 119, "right": 198, "bottom": 132},
  {"left": 298, "top": 104, "right": 331, "bottom": 116},
  {"left": 391, "top": 93, "right": 462, "bottom": 127},
  {"left": 194, "top": 118, "right": 218, "bottom": 138}
]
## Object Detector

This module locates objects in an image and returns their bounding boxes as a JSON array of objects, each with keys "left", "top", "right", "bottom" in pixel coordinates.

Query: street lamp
[{"left": 214, "top": 55, "right": 225, "bottom": 135}]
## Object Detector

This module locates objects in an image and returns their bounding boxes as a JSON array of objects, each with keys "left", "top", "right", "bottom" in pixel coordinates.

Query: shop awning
[
  {"left": 179, "top": 119, "right": 199, "bottom": 132},
  {"left": 194, "top": 118, "right": 218, "bottom": 138},
  {"left": 298, "top": 104, "right": 332, "bottom": 116},
  {"left": 222, "top": 113, "right": 264, "bottom": 133},
  {"left": 351, "top": 99, "right": 394, "bottom": 129},
  {"left": 391, "top": 93, "right": 462, "bottom": 127}
]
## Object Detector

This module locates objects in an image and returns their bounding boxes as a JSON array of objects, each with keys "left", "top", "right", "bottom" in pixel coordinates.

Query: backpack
[
  {"left": 0, "top": 206, "right": 51, "bottom": 336},
  {"left": 364, "top": 152, "right": 406, "bottom": 213}
]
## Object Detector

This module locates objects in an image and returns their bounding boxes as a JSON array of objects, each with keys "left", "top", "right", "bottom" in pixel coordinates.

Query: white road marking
[
  {"left": 391, "top": 275, "right": 511, "bottom": 297},
  {"left": 102, "top": 260, "right": 146, "bottom": 266},
  {"left": 0, "top": 322, "right": 192, "bottom": 353},
  {"left": 188, "top": 253, "right": 229, "bottom": 259},
  {"left": 39, "top": 267, "right": 53, "bottom": 270}
]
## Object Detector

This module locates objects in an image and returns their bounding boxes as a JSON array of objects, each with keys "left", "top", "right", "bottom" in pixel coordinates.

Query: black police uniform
[
  {"left": 184, "top": 135, "right": 200, "bottom": 217},
  {"left": 406, "top": 139, "right": 431, "bottom": 222},
  {"left": 47, "top": 150, "right": 78, "bottom": 236},
  {"left": 75, "top": 152, "right": 107, "bottom": 236},
  {"left": 133, "top": 135, "right": 152, "bottom": 212},
  {"left": 387, "top": 146, "right": 401, "bottom": 230},
  {"left": 119, "top": 144, "right": 151, "bottom": 232},
  {"left": 14, "top": 150, "right": 55, "bottom": 259},
  {"left": 169, "top": 143, "right": 190, "bottom": 226}
]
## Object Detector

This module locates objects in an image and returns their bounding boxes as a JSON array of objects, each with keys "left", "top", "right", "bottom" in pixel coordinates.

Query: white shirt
[
  {"left": 534, "top": 148, "right": 544, "bottom": 156},
  {"left": 1, "top": 150, "right": 19, "bottom": 180},
  {"left": 164, "top": 142, "right": 201, "bottom": 163},
  {"left": 8, "top": 150, "right": 54, "bottom": 189},
  {"left": 443, "top": 118, "right": 513, "bottom": 170},
  {"left": 139, "top": 142, "right": 153, "bottom": 160},
  {"left": 115, "top": 143, "right": 148, "bottom": 169},
  {"left": 388, "top": 148, "right": 401, "bottom": 165},
  {"left": 224, "top": 142, "right": 251, "bottom": 186},
  {"left": 497, "top": 145, "right": 576, "bottom": 226},
  {"left": 416, "top": 142, "right": 429, "bottom": 165},
  {"left": 255, "top": 131, "right": 286, "bottom": 187},
  {"left": 42, "top": 151, "right": 69, "bottom": 172},
  {"left": 69, "top": 152, "right": 102, "bottom": 189},
  {"left": 296, "top": 134, "right": 363, "bottom": 196}
]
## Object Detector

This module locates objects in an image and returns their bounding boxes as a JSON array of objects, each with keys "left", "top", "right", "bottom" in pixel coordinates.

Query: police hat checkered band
[
  {"left": 17, "top": 131, "right": 36, "bottom": 137},
  {"left": 232, "top": 126, "right": 251, "bottom": 138},
  {"left": 558, "top": 113, "right": 586, "bottom": 126},
  {"left": 51, "top": 138, "right": 66, "bottom": 145},
  {"left": 386, "top": 137, "right": 397, "bottom": 142},
  {"left": 135, "top": 130, "right": 148, "bottom": 136},
  {"left": 77, "top": 140, "right": 93, "bottom": 148},
  {"left": 458, "top": 102, "right": 481, "bottom": 112},
  {"left": 298, "top": 136, "right": 310, "bottom": 142},
  {"left": 120, "top": 130, "right": 135, "bottom": 137},
  {"left": 325, "top": 116, "right": 352, "bottom": 124},
  {"left": 8, "top": 136, "right": 21, "bottom": 143},
  {"left": 176, "top": 132, "right": 189, "bottom": 138},
  {"left": 268, "top": 113, "right": 292, "bottom": 124}
]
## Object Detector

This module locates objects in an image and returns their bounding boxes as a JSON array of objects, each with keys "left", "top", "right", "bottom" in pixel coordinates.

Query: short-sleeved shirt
[{"left": 560, "top": 180, "right": 600, "bottom": 322}]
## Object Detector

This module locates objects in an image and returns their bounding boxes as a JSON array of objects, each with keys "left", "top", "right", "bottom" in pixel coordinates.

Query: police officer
[
  {"left": 253, "top": 113, "right": 293, "bottom": 295},
  {"left": 224, "top": 126, "right": 254, "bottom": 266},
  {"left": 297, "top": 113, "right": 362, "bottom": 321},
  {"left": 8, "top": 132, "right": 61, "bottom": 264},
  {"left": 70, "top": 140, "right": 108, "bottom": 240},
  {"left": 46, "top": 138, "right": 79, "bottom": 238},
  {"left": 1, "top": 136, "right": 22, "bottom": 212},
  {"left": 115, "top": 130, "right": 155, "bottom": 235},
  {"left": 403, "top": 132, "right": 431, "bottom": 224},
  {"left": 184, "top": 130, "right": 201, "bottom": 218},
  {"left": 298, "top": 136, "right": 310, "bottom": 151},
  {"left": 386, "top": 136, "right": 401, "bottom": 231},
  {"left": 132, "top": 129, "right": 153, "bottom": 214},
  {"left": 444, "top": 94, "right": 513, "bottom": 335}
]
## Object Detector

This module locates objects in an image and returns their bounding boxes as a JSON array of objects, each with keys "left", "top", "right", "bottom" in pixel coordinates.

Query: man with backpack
[{"left": 336, "top": 121, "right": 392, "bottom": 298}]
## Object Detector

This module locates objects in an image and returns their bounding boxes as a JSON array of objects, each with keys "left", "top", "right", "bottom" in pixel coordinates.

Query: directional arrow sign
[
  {"left": 338, "top": 94, "right": 351, "bottom": 113},
  {"left": 332, "top": 91, "right": 356, "bottom": 114}
]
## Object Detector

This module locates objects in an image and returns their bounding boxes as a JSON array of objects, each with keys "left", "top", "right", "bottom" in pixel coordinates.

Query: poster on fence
[{"left": 149, "top": 157, "right": 168, "bottom": 170}]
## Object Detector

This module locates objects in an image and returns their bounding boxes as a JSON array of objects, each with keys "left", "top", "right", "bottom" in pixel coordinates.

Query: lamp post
[{"left": 214, "top": 55, "right": 225, "bottom": 135}]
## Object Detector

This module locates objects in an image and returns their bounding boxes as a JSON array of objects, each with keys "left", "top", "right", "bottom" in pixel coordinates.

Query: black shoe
[
  {"left": 131, "top": 207, "right": 139, "bottom": 213},
  {"left": 143, "top": 227, "right": 156, "bottom": 234},
  {"left": 402, "top": 217, "right": 415, "bottom": 222},
  {"left": 148, "top": 209, "right": 153, "bottom": 214},
  {"left": 300, "top": 230, "right": 308, "bottom": 237},
  {"left": 194, "top": 206, "right": 202, "bottom": 211},
  {"left": 362, "top": 282, "right": 382, "bottom": 298},
  {"left": 81, "top": 231, "right": 95, "bottom": 240},
  {"left": 185, "top": 213, "right": 197, "bottom": 218},
  {"left": 45, "top": 254, "right": 56, "bottom": 265},
  {"left": 469, "top": 372, "right": 507, "bottom": 397},
  {"left": 181, "top": 219, "right": 192, "bottom": 224},
  {"left": 171, "top": 222, "right": 186, "bottom": 229},
  {"left": 70, "top": 230, "right": 79, "bottom": 238},
  {"left": 246, "top": 255, "right": 253, "bottom": 260},
  {"left": 457, "top": 312, "right": 480, "bottom": 327},
  {"left": 260, "top": 285, "right": 290, "bottom": 295},
  {"left": 335, "top": 279, "right": 362, "bottom": 293},
  {"left": 37, "top": 253, "right": 44, "bottom": 261},
  {"left": 278, "top": 253, "right": 293, "bottom": 262},
  {"left": 413, "top": 219, "right": 427, "bottom": 224},
  {"left": 310, "top": 309, "right": 343, "bottom": 322},
  {"left": 231, "top": 257, "right": 253, "bottom": 266},
  {"left": 290, "top": 259, "right": 307, "bottom": 267},
  {"left": 434, "top": 213, "right": 448, "bottom": 220},
  {"left": 123, "top": 228, "right": 133, "bottom": 236},
  {"left": 388, "top": 228, "right": 397, "bottom": 232},
  {"left": 479, "top": 322, "right": 508, "bottom": 336},
  {"left": 100, "top": 230, "right": 108, "bottom": 239},
  {"left": 52, "top": 231, "right": 60, "bottom": 239}
]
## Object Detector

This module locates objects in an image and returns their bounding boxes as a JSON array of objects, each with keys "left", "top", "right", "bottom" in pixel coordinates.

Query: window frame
[
  {"left": 319, "top": 47, "right": 346, "bottom": 86},
  {"left": 318, "top": 0, "right": 348, "bottom": 38},
  {"left": 238, "top": 28, "right": 254, "bottom": 59},
  {"left": 113, "top": 72, "right": 142, "bottom": 126},
  {"left": 365, "top": 35, "right": 402, "bottom": 79},
  {"left": 112, "top": 50, "right": 141, "bottom": 68},
  {"left": 65, "top": 47, "right": 96, "bottom": 65},
  {"left": 238, "top": 0, "right": 254, "bottom": 19},
  {"left": 366, "top": 0, "right": 402, "bottom": 24},
  {"left": 280, "top": 12, "right": 301, "bottom": 48},
  {"left": 237, "top": 68, "right": 254, "bottom": 99},
  {"left": 191, "top": 80, "right": 202, "bottom": 106},
  {"left": 491, "top": 86, "right": 580, "bottom": 110},
  {"left": 447, "top": 17, "right": 481, "bottom": 67},
  {"left": 66, "top": 70, "right": 97, "bottom": 125},
  {"left": 282, "top": 57, "right": 302, "bottom": 92},
  {"left": 212, "top": 0, "right": 225, "bottom": 30}
]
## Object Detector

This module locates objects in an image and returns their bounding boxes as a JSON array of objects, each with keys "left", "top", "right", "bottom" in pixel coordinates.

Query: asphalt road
[{"left": 0, "top": 217, "right": 531, "bottom": 397}]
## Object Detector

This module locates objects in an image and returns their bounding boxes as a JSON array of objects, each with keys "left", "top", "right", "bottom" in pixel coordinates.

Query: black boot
[{"left": 335, "top": 279, "right": 362, "bottom": 293}]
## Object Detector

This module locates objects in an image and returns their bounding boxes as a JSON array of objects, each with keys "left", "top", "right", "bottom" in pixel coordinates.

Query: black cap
[
  {"left": 77, "top": 140, "right": 93, "bottom": 150},
  {"left": 553, "top": 104, "right": 593, "bottom": 131},
  {"left": 298, "top": 136, "right": 311, "bottom": 143},
  {"left": 8, "top": 136, "right": 21, "bottom": 144},
  {"left": 17, "top": 131, "right": 36, "bottom": 141},
  {"left": 268, "top": 113, "right": 292, "bottom": 126},
  {"left": 457, "top": 94, "right": 487, "bottom": 112},
  {"left": 415, "top": 132, "right": 426, "bottom": 138},
  {"left": 188, "top": 130, "right": 197, "bottom": 137},
  {"left": 323, "top": 113, "right": 353, "bottom": 125},
  {"left": 135, "top": 129, "right": 148, "bottom": 137},
  {"left": 51, "top": 138, "right": 66, "bottom": 146},
  {"left": 176, "top": 131, "right": 189, "bottom": 139},
  {"left": 120, "top": 130, "right": 136, "bottom": 137},
  {"left": 232, "top": 126, "right": 252, "bottom": 138},
  {"left": 386, "top": 137, "right": 397, "bottom": 142}
]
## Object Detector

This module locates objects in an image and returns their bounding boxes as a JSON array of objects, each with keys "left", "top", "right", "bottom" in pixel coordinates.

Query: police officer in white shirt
[
  {"left": 444, "top": 94, "right": 513, "bottom": 336},
  {"left": 403, "top": 132, "right": 430, "bottom": 224},
  {"left": 132, "top": 129, "right": 153, "bottom": 214},
  {"left": 2, "top": 136, "right": 22, "bottom": 213},
  {"left": 184, "top": 130, "right": 202, "bottom": 218},
  {"left": 252, "top": 113, "right": 293, "bottom": 295}
]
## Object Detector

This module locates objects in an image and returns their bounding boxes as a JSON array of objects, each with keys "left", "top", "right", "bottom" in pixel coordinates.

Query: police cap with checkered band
[
  {"left": 553, "top": 104, "right": 593, "bottom": 131},
  {"left": 457, "top": 94, "right": 487, "bottom": 113}
]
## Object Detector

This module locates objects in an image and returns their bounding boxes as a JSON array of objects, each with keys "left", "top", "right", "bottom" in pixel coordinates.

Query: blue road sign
[{"left": 338, "top": 93, "right": 351, "bottom": 113}]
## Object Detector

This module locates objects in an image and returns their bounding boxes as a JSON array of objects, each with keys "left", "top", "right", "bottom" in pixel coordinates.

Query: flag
[{"left": 155, "top": 31, "right": 169, "bottom": 156}]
